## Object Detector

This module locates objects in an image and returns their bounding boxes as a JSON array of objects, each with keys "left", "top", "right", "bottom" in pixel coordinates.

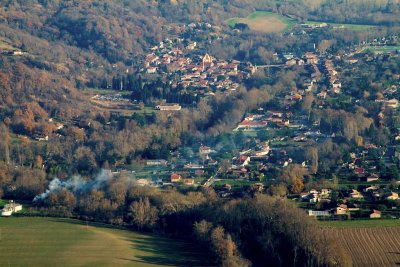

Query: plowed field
[{"left": 324, "top": 227, "right": 400, "bottom": 267}]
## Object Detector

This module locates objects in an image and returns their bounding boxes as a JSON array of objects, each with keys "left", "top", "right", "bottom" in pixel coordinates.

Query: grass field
[
  {"left": 0, "top": 217, "right": 210, "bottom": 267},
  {"left": 306, "top": 20, "right": 378, "bottom": 32},
  {"left": 362, "top": 45, "right": 400, "bottom": 53},
  {"left": 323, "top": 226, "right": 400, "bottom": 267},
  {"left": 214, "top": 178, "right": 255, "bottom": 187},
  {"left": 0, "top": 38, "right": 17, "bottom": 50},
  {"left": 226, "top": 11, "right": 294, "bottom": 33},
  {"left": 320, "top": 219, "right": 400, "bottom": 228}
]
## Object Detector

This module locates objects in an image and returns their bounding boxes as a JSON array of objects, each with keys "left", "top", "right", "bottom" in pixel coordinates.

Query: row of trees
[{"left": 33, "top": 173, "right": 351, "bottom": 267}]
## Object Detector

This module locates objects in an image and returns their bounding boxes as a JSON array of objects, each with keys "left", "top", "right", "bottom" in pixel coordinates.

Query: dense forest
[{"left": 30, "top": 172, "right": 351, "bottom": 267}]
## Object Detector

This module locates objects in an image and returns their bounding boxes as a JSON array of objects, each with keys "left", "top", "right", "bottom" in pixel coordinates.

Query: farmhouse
[{"left": 170, "top": 173, "right": 182, "bottom": 183}]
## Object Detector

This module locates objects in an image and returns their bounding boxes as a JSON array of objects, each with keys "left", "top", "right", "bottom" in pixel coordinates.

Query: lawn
[
  {"left": 319, "top": 219, "right": 400, "bottom": 228},
  {"left": 226, "top": 11, "right": 294, "bottom": 33},
  {"left": 0, "top": 217, "right": 210, "bottom": 267}
]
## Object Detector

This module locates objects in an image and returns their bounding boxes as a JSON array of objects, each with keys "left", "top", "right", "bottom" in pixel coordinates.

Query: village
[
  {"left": 4, "top": 20, "right": 398, "bottom": 222},
  {"left": 116, "top": 29, "right": 400, "bottom": 221},
  {"left": 142, "top": 39, "right": 256, "bottom": 96}
]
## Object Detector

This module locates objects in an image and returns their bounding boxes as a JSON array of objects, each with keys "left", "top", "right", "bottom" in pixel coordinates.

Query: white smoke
[{"left": 33, "top": 169, "right": 113, "bottom": 202}]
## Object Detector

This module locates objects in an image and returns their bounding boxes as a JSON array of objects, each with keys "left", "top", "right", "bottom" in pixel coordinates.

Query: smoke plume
[{"left": 33, "top": 169, "right": 113, "bottom": 202}]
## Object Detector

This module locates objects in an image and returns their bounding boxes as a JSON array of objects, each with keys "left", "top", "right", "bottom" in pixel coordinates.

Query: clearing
[
  {"left": 0, "top": 217, "right": 210, "bottom": 267},
  {"left": 321, "top": 220, "right": 400, "bottom": 267},
  {"left": 306, "top": 20, "right": 378, "bottom": 32},
  {"left": 226, "top": 11, "right": 294, "bottom": 33}
]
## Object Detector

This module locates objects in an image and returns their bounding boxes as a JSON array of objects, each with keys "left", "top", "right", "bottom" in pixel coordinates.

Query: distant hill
[{"left": 0, "top": 0, "right": 399, "bottom": 115}]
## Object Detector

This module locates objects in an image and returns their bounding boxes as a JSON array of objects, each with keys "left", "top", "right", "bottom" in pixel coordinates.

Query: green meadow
[{"left": 0, "top": 217, "right": 210, "bottom": 267}]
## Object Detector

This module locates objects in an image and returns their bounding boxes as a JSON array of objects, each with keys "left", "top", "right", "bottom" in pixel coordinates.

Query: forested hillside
[{"left": 0, "top": 1, "right": 400, "bottom": 266}]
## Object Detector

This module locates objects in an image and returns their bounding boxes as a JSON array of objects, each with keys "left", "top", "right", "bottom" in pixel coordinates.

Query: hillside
[{"left": 0, "top": 217, "right": 210, "bottom": 267}]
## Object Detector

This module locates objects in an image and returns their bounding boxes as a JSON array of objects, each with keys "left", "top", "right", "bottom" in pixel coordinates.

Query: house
[
  {"left": 336, "top": 204, "right": 348, "bottom": 215},
  {"left": 308, "top": 210, "right": 330, "bottom": 217},
  {"left": 236, "top": 119, "right": 267, "bottom": 130},
  {"left": 199, "top": 145, "right": 213, "bottom": 155},
  {"left": 304, "top": 52, "right": 319, "bottom": 64},
  {"left": 370, "top": 210, "right": 381, "bottom": 219},
  {"left": 170, "top": 173, "right": 182, "bottom": 183},
  {"left": 386, "top": 192, "right": 399, "bottom": 200},
  {"left": 237, "top": 155, "right": 251, "bottom": 167},
  {"left": 195, "top": 169, "right": 205, "bottom": 175},
  {"left": 1, "top": 201, "right": 23, "bottom": 217},
  {"left": 321, "top": 189, "right": 331, "bottom": 197},
  {"left": 147, "top": 67, "right": 158, "bottom": 74},
  {"left": 366, "top": 173, "right": 379, "bottom": 182},
  {"left": 386, "top": 99, "right": 399, "bottom": 109},
  {"left": 184, "top": 178, "right": 195, "bottom": 185},
  {"left": 317, "top": 91, "right": 327, "bottom": 99},
  {"left": 186, "top": 41, "right": 197, "bottom": 50},
  {"left": 184, "top": 163, "right": 204, "bottom": 169},
  {"left": 364, "top": 185, "right": 379, "bottom": 192},
  {"left": 253, "top": 142, "right": 270, "bottom": 156},
  {"left": 146, "top": 160, "right": 168, "bottom": 166},
  {"left": 350, "top": 189, "right": 363, "bottom": 199}
]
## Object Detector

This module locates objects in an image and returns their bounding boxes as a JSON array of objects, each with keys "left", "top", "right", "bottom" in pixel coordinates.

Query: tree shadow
[{"left": 123, "top": 235, "right": 213, "bottom": 266}]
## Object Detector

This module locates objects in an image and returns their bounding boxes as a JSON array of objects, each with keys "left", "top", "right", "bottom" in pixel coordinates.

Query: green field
[
  {"left": 362, "top": 45, "right": 400, "bottom": 53},
  {"left": 0, "top": 217, "right": 210, "bottom": 267},
  {"left": 214, "top": 178, "right": 255, "bottom": 187},
  {"left": 0, "top": 38, "right": 17, "bottom": 50},
  {"left": 319, "top": 219, "right": 400, "bottom": 228},
  {"left": 226, "top": 11, "right": 294, "bottom": 33},
  {"left": 306, "top": 20, "right": 377, "bottom": 31}
]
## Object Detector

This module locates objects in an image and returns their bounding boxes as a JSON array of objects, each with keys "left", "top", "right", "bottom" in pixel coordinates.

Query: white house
[{"left": 1, "top": 201, "right": 23, "bottom": 217}]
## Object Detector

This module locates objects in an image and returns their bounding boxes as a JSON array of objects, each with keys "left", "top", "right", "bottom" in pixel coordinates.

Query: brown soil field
[
  {"left": 324, "top": 227, "right": 400, "bottom": 267},
  {"left": 240, "top": 17, "right": 287, "bottom": 33}
]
